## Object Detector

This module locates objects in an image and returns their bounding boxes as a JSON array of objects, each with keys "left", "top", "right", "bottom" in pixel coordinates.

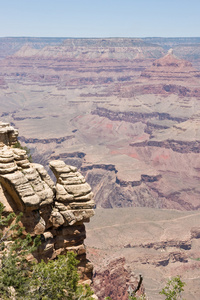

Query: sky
[{"left": 0, "top": 0, "right": 200, "bottom": 38}]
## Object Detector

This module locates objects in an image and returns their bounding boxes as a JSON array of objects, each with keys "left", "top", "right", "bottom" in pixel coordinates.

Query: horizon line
[{"left": 1, "top": 36, "right": 200, "bottom": 39}]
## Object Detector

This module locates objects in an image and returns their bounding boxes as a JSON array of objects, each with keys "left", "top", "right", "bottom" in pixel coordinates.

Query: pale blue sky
[{"left": 0, "top": 0, "right": 200, "bottom": 37}]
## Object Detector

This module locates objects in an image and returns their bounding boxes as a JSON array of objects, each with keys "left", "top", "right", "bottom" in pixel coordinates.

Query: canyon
[
  {"left": 0, "top": 37, "right": 200, "bottom": 298},
  {"left": 0, "top": 38, "right": 200, "bottom": 211}
]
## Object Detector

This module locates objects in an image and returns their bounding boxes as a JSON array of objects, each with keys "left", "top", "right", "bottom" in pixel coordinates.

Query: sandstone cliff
[{"left": 0, "top": 121, "right": 95, "bottom": 283}]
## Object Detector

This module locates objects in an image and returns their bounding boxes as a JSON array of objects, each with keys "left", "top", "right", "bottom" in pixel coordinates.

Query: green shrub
[
  {"left": 159, "top": 276, "right": 185, "bottom": 300},
  {"left": 29, "top": 253, "right": 94, "bottom": 300},
  {"left": 0, "top": 203, "right": 94, "bottom": 299},
  {"left": 0, "top": 203, "right": 40, "bottom": 299}
]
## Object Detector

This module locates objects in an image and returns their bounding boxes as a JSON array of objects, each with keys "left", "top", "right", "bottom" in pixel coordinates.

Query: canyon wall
[{"left": 0, "top": 39, "right": 200, "bottom": 211}]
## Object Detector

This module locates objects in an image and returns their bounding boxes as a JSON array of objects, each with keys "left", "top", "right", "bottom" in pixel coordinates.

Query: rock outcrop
[
  {"left": 0, "top": 122, "right": 18, "bottom": 147},
  {"left": 0, "top": 121, "right": 95, "bottom": 283},
  {"left": 92, "top": 257, "right": 145, "bottom": 300}
]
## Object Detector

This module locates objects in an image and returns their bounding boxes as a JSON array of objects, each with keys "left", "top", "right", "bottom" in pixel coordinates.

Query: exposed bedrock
[
  {"left": 19, "top": 134, "right": 75, "bottom": 144},
  {"left": 92, "top": 257, "right": 145, "bottom": 300},
  {"left": 0, "top": 122, "right": 95, "bottom": 283},
  {"left": 118, "top": 83, "right": 200, "bottom": 98},
  {"left": 124, "top": 226, "right": 200, "bottom": 268},
  {"left": 139, "top": 251, "right": 188, "bottom": 267},
  {"left": 92, "top": 107, "right": 186, "bottom": 124},
  {"left": 48, "top": 148, "right": 200, "bottom": 211},
  {"left": 83, "top": 167, "right": 163, "bottom": 209},
  {"left": 0, "top": 121, "right": 18, "bottom": 147},
  {"left": 125, "top": 240, "right": 192, "bottom": 251},
  {"left": 92, "top": 107, "right": 200, "bottom": 154},
  {"left": 2, "top": 50, "right": 199, "bottom": 213},
  {"left": 45, "top": 148, "right": 164, "bottom": 209},
  {"left": 118, "top": 51, "right": 200, "bottom": 97},
  {"left": 130, "top": 139, "right": 200, "bottom": 154},
  {"left": 116, "top": 173, "right": 161, "bottom": 187}
]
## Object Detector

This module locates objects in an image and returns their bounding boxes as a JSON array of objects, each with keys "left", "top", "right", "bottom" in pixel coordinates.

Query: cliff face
[
  {"left": 0, "top": 121, "right": 95, "bottom": 283},
  {"left": 92, "top": 257, "right": 144, "bottom": 300},
  {"left": 1, "top": 41, "right": 200, "bottom": 211}
]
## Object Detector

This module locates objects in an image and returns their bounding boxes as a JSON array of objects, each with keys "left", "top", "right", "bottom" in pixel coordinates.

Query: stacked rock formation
[
  {"left": 0, "top": 121, "right": 95, "bottom": 283},
  {"left": 0, "top": 122, "right": 18, "bottom": 147}
]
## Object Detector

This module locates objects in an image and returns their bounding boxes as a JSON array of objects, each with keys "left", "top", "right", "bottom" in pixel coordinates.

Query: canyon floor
[{"left": 86, "top": 207, "right": 200, "bottom": 299}]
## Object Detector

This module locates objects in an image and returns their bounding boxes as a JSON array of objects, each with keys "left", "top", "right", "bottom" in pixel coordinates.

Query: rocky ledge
[
  {"left": 130, "top": 139, "right": 200, "bottom": 154},
  {"left": 0, "top": 121, "right": 95, "bottom": 283},
  {"left": 92, "top": 257, "right": 145, "bottom": 300}
]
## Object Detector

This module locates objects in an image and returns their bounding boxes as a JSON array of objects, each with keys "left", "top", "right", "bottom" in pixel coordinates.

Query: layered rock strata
[
  {"left": 92, "top": 257, "right": 145, "bottom": 300},
  {"left": 118, "top": 49, "right": 200, "bottom": 97},
  {"left": 0, "top": 122, "right": 95, "bottom": 283},
  {"left": 0, "top": 122, "right": 18, "bottom": 147}
]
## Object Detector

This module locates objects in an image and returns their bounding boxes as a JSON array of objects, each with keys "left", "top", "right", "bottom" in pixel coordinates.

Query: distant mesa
[
  {"left": 119, "top": 49, "right": 200, "bottom": 98},
  {"left": 151, "top": 48, "right": 192, "bottom": 68}
]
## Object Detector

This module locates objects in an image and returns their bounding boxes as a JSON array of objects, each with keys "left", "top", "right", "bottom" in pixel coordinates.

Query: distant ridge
[{"left": 1, "top": 36, "right": 200, "bottom": 60}]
